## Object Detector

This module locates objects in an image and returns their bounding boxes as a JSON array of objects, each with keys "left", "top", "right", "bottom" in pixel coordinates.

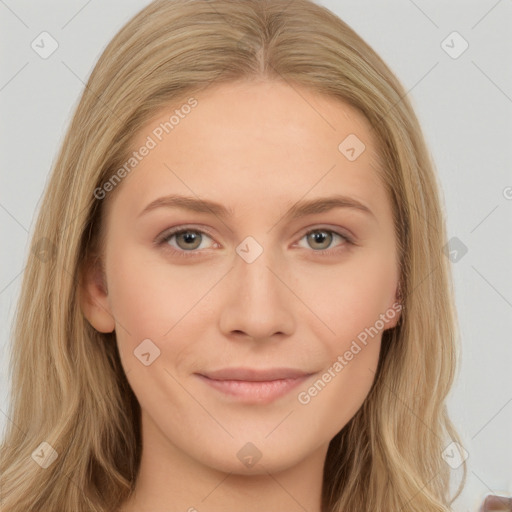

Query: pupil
[
  {"left": 178, "top": 231, "right": 200, "bottom": 249},
  {"left": 310, "top": 231, "right": 331, "bottom": 249}
]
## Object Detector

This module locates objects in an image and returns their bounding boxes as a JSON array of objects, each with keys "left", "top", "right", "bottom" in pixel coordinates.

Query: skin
[{"left": 81, "top": 79, "right": 401, "bottom": 512}]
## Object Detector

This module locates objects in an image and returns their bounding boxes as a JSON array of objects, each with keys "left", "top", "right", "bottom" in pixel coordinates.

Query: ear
[
  {"left": 79, "top": 256, "right": 115, "bottom": 333},
  {"left": 384, "top": 282, "right": 403, "bottom": 330}
]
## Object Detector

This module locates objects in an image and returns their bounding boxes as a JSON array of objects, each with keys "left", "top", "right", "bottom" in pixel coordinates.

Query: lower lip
[{"left": 196, "top": 374, "right": 311, "bottom": 404}]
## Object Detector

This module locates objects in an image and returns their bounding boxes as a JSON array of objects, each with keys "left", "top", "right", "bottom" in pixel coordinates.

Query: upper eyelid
[
  {"left": 158, "top": 224, "right": 353, "bottom": 247},
  {"left": 157, "top": 225, "right": 215, "bottom": 243}
]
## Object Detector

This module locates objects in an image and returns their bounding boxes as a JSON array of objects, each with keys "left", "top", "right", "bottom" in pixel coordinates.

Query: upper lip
[{"left": 198, "top": 367, "right": 313, "bottom": 382}]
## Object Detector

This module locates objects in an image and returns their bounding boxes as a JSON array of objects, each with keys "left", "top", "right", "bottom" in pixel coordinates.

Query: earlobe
[
  {"left": 385, "top": 302, "right": 402, "bottom": 329},
  {"left": 384, "top": 282, "right": 403, "bottom": 330},
  {"left": 79, "top": 259, "right": 116, "bottom": 333},
  {"left": 388, "top": 282, "right": 403, "bottom": 329}
]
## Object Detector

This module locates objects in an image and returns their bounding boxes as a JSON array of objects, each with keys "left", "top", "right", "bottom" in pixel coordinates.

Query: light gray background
[{"left": 1, "top": 1, "right": 511, "bottom": 511}]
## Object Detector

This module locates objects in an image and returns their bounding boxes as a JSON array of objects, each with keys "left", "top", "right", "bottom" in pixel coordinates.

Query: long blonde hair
[{"left": 0, "top": 0, "right": 466, "bottom": 510}]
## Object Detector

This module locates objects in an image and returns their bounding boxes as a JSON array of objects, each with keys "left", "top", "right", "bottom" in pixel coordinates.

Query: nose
[{"left": 218, "top": 245, "right": 296, "bottom": 341}]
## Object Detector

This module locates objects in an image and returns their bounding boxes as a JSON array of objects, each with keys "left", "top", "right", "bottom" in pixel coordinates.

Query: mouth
[{"left": 195, "top": 367, "right": 315, "bottom": 404}]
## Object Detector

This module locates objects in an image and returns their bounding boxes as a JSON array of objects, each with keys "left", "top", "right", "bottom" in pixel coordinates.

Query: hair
[{"left": 0, "top": 0, "right": 467, "bottom": 510}]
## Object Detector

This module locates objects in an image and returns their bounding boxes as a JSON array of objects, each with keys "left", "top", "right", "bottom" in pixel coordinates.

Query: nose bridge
[
  {"left": 236, "top": 239, "right": 280, "bottom": 300},
  {"left": 219, "top": 236, "right": 295, "bottom": 338}
]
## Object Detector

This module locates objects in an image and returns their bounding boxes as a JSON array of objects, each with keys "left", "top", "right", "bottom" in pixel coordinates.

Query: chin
[{"left": 188, "top": 436, "right": 315, "bottom": 476}]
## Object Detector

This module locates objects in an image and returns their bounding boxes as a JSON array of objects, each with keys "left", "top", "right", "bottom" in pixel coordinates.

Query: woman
[{"left": 0, "top": 0, "right": 470, "bottom": 510}]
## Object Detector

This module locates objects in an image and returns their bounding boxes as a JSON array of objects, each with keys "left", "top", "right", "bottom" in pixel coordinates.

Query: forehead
[{"left": 108, "top": 79, "right": 387, "bottom": 220}]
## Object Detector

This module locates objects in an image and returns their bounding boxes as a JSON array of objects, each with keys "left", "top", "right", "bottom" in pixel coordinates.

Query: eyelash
[{"left": 154, "top": 225, "right": 355, "bottom": 259}]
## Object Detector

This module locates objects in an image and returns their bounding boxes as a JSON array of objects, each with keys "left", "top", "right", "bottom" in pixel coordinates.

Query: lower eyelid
[
  {"left": 297, "top": 229, "right": 351, "bottom": 248},
  {"left": 158, "top": 227, "right": 352, "bottom": 253}
]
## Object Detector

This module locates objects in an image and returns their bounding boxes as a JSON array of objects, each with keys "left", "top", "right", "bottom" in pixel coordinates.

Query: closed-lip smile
[{"left": 195, "top": 367, "right": 315, "bottom": 404}]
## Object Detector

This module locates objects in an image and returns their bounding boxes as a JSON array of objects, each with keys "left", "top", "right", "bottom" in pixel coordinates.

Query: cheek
[
  {"left": 297, "top": 347, "right": 379, "bottom": 442},
  {"left": 299, "top": 252, "right": 396, "bottom": 349},
  {"left": 104, "top": 245, "right": 223, "bottom": 372},
  {"left": 105, "top": 244, "right": 199, "bottom": 334}
]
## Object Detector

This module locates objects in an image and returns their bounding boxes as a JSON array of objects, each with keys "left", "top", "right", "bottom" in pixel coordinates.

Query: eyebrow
[{"left": 137, "top": 193, "right": 375, "bottom": 221}]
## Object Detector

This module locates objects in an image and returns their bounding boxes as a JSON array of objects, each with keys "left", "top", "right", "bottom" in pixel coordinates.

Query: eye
[
  {"left": 157, "top": 227, "right": 216, "bottom": 256},
  {"left": 296, "top": 228, "right": 353, "bottom": 254},
  {"left": 155, "top": 225, "right": 354, "bottom": 258}
]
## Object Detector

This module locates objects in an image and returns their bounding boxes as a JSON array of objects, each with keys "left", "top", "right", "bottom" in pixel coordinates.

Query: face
[{"left": 82, "top": 79, "right": 401, "bottom": 475}]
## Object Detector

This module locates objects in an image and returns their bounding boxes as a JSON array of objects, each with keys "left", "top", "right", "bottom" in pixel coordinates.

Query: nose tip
[{"left": 218, "top": 250, "right": 296, "bottom": 340}]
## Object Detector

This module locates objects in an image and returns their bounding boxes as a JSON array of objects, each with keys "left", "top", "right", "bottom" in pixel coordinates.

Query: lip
[
  {"left": 200, "top": 367, "right": 311, "bottom": 381},
  {"left": 195, "top": 367, "right": 315, "bottom": 404}
]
